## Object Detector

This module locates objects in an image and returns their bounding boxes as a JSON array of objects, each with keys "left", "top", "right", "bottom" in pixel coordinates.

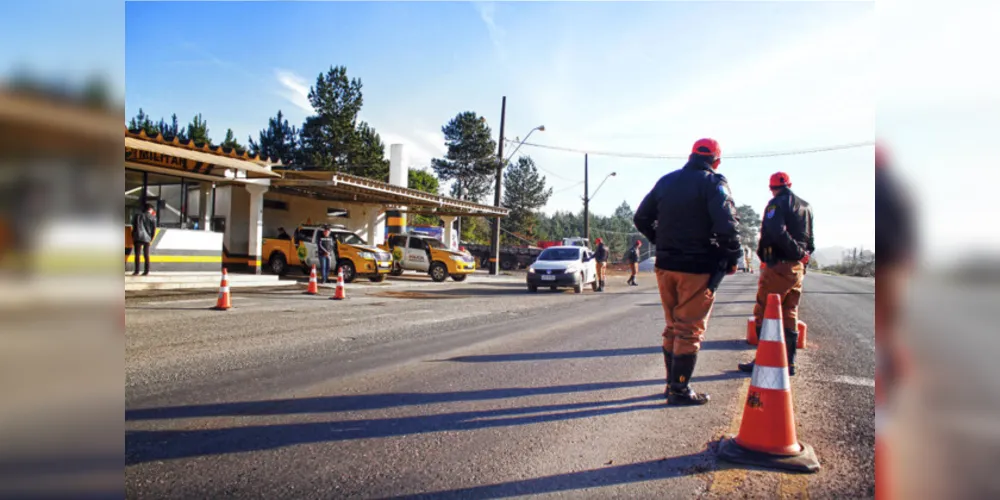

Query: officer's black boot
[
  {"left": 667, "top": 354, "right": 710, "bottom": 405},
  {"left": 662, "top": 347, "right": 672, "bottom": 399},
  {"left": 738, "top": 323, "right": 762, "bottom": 373},
  {"left": 785, "top": 327, "right": 799, "bottom": 376}
]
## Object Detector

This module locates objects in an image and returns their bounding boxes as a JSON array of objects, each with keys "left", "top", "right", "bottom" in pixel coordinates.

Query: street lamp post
[
  {"left": 488, "top": 101, "right": 544, "bottom": 274},
  {"left": 582, "top": 153, "right": 616, "bottom": 242}
]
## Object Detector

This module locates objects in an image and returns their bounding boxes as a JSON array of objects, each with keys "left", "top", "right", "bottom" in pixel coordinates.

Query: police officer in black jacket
[
  {"left": 738, "top": 171, "right": 814, "bottom": 375},
  {"left": 634, "top": 138, "right": 743, "bottom": 405}
]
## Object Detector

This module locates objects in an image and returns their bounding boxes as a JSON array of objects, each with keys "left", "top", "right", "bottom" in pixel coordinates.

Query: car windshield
[
  {"left": 335, "top": 232, "right": 367, "bottom": 246},
  {"left": 422, "top": 237, "right": 446, "bottom": 249},
  {"left": 538, "top": 248, "right": 580, "bottom": 261}
]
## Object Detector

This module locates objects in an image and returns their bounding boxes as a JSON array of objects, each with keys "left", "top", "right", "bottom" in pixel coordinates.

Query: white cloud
[
  {"left": 274, "top": 69, "right": 313, "bottom": 113},
  {"left": 472, "top": 1, "right": 506, "bottom": 59}
]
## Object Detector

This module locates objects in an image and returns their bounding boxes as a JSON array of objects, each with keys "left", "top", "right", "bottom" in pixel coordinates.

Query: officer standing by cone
[
  {"left": 626, "top": 240, "right": 642, "bottom": 286},
  {"left": 634, "top": 138, "right": 743, "bottom": 405},
  {"left": 738, "top": 172, "right": 814, "bottom": 376}
]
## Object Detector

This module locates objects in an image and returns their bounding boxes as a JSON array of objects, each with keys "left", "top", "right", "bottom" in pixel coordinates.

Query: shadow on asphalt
[
  {"left": 126, "top": 394, "right": 667, "bottom": 465},
  {"left": 385, "top": 451, "right": 714, "bottom": 499},
  {"left": 126, "top": 379, "right": 666, "bottom": 422},
  {"left": 436, "top": 342, "right": 750, "bottom": 363}
]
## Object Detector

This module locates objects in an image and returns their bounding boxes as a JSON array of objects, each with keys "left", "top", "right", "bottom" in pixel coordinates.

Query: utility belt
[{"left": 759, "top": 246, "right": 803, "bottom": 266}]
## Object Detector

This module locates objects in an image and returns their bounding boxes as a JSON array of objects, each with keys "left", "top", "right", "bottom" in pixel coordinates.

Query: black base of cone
[{"left": 717, "top": 436, "right": 820, "bottom": 473}]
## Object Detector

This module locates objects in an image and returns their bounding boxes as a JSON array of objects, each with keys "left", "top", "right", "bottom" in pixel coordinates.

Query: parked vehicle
[
  {"left": 262, "top": 225, "right": 393, "bottom": 283},
  {"left": 379, "top": 232, "right": 477, "bottom": 282},
  {"left": 526, "top": 246, "right": 599, "bottom": 294},
  {"left": 463, "top": 243, "right": 541, "bottom": 271}
]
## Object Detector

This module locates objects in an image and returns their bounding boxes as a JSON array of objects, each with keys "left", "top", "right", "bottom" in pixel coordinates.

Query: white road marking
[{"left": 822, "top": 375, "right": 876, "bottom": 387}]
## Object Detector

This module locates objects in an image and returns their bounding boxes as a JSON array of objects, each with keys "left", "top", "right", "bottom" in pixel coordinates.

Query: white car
[{"left": 526, "top": 246, "right": 599, "bottom": 293}]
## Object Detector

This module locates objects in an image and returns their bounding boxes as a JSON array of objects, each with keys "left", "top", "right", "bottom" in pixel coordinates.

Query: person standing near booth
[{"left": 130, "top": 203, "right": 157, "bottom": 276}]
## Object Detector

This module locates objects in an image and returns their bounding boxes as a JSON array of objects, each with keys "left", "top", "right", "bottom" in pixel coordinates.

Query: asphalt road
[{"left": 125, "top": 270, "right": 874, "bottom": 499}]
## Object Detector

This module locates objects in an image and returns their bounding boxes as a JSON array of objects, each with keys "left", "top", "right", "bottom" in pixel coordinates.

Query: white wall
[{"left": 262, "top": 191, "right": 386, "bottom": 245}]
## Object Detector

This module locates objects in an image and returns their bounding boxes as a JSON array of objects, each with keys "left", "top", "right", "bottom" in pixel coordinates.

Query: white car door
[
  {"left": 297, "top": 229, "right": 318, "bottom": 267},
  {"left": 404, "top": 237, "right": 430, "bottom": 271},
  {"left": 583, "top": 250, "right": 596, "bottom": 283}
]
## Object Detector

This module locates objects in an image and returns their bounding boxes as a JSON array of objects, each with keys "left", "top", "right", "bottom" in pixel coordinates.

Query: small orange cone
[
  {"left": 213, "top": 268, "right": 232, "bottom": 310},
  {"left": 331, "top": 267, "right": 346, "bottom": 300},
  {"left": 718, "top": 293, "right": 820, "bottom": 473},
  {"left": 797, "top": 320, "right": 808, "bottom": 349},
  {"left": 305, "top": 265, "right": 319, "bottom": 295},
  {"left": 746, "top": 316, "right": 759, "bottom": 345}
]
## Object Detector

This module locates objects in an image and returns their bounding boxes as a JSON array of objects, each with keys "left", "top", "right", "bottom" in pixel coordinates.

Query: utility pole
[
  {"left": 489, "top": 96, "right": 506, "bottom": 275},
  {"left": 583, "top": 153, "right": 589, "bottom": 242}
]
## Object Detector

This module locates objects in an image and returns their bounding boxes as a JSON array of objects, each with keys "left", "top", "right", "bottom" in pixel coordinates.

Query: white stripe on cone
[
  {"left": 760, "top": 318, "right": 783, "bottom": 342},
  {"left": 750, "top": 365, "right": 791, "bottom": 391}
]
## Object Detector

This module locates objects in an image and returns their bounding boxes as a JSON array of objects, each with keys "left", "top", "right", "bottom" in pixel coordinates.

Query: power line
[{"left": 503, "top": 139, "right": 874, "bottom": 160}]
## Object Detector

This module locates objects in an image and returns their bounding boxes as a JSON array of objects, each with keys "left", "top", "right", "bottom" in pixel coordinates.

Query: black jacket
[
  {"left": 626, "top": 247, "right": 640, "bottom": 264},
  {"left": 633, "top": 156, "right": 743, "bottom": 274},
  {"left": 131, "top": 211, "right": 156, "bottom": 244},
  {"left": 757, "top": 187, "right": 814, "bottom": 264},
  {"left": 594, "top": 243, "right": 608, "bottom": 263},
  {"left": 318, "top": 233, "right": 335, "bottom": 257},
  {"left": 876, "top": 167, "right": 913, "bottom": 266}
]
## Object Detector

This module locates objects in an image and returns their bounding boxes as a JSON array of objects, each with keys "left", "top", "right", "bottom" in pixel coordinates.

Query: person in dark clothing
[
  {"left": 626, "top": 240, "right": 642, "bottom": 286},
  {"left": 317, "top": 226, "right": 336, "bottom": 283},
  {"left": 738, "top": 171, "right": 814, "bottom": 376},
  {"left": 130, "top": 204, "right": 157, "bottom": 276},
  {"left": 634, "top": 138, "right": 743, "bottom": 405},
  {"left": 276, "top": 227, "right": 291, "bottom": 240},
  {"left": 593, "top": 238, "right": 609, "bottom": 291}
]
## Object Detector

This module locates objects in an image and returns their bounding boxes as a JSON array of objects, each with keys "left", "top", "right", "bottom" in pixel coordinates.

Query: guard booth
[
  {"left": 125, "top": 131, "right": 508, "bottom": 278},
  {"left": 124, "top": 129, "right": 280, "bottom": 273}
]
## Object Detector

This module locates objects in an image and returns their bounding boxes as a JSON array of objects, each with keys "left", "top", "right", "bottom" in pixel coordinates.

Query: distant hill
[{"left": 812, "top": 246, "right": 847, "bottom": 267}]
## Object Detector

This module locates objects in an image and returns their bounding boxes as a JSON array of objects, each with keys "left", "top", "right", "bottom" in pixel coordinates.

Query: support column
[
  {"left": 387, "top": 144, "right": 408, "bottom": 237},
  {"left": 441, "top": 216, "right": 458, "bottom": 251},
  {"left": 199, "top": 182, "right": 213, "bottom": 231},
  {"left": 245, "top": 183, "right": 269, "bottom": 275},
  {"left": 366, "top": 207, "right": 385, "bottom": 246}
]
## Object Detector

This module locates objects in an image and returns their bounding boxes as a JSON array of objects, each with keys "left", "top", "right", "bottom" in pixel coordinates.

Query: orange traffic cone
[
  {"left": 746, "top": 316, "right": 759, "bottom": 345},
  {"left": 212, "top": 268, "right": 232, "bottom": 310},
  {"left": 331, "top": 267, "right": 346, "bottom": 300},
  {"left": 797, "top": 320, "right": 808, "bottom": 349},
  {"left": 305, "top": 265, "right": 319, "bottom": 295},
  {"left": 718, "top": 293, "right": 820, "bottom": 473}
]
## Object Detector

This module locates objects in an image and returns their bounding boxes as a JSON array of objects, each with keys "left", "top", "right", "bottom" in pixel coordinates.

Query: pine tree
[
  {"left": 248, "top": 110, "right": 299, "bottom": 166},
  {"left": 501, "top": 156, "right": 552, "bottom": 243},
  {"left": 221, "top": 128, "right": 244, "bottom": 152},
  {"left": 431, "top": 111, "right": 497, "bottom": 204},
  {"left": 186, "top": 113, "right": 212, "bottom": 145}
]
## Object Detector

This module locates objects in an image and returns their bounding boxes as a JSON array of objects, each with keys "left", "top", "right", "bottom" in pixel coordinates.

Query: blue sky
[{"left": 121, "top": 1, "right": 875, "bottom": 252}]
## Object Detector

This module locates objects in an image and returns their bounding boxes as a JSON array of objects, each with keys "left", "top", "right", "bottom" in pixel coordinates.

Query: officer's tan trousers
[
  {"left": 753, "top": 261, "right": 805, "bottom": 331},
  {"left": 655, "top": 269, "right": 716, "bottom": 356}
]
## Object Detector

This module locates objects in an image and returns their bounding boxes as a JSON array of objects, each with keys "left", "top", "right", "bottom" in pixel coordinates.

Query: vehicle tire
[
  {"left": 429, "top": 262, "right": 448, "bottom": 282},
  {"left": 268, "top": 252, "right": 288, "bottom": 275},
  {"left": 550, "top": 286, "right": 558, "bottom": 291},
  {"left": 369, "top": 273, "right": 387, "bottom": 283},
  {"left": 501, "top": 259, "right": 515, "bottom": 271},
  {"left": 528, "top": 285, "right": 538, "bottom": 293},
  {"left": 451, "top": 274, "right": 468, "bottom": 282},
  {"left": 574, "top": 273, "right": 584, "bottom": 294},
  {"left": 338, "top": 260, "right": 357, "bottom": 283}
]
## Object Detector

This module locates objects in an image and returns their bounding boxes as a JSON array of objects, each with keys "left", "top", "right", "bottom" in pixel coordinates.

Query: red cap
[
  {"left": 635, "top": 240, "right": 642, "bottom": 246},
  {"left": 769, "top": 172, "right": 792, "bottom": 189},
  {"left": 691, "top": 138, "right": 722, "bottom": 159},
  {"left": 595, "top": 238, "right": 603, "bottom": 244}
]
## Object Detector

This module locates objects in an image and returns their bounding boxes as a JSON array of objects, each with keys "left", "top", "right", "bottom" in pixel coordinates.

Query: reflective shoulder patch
[{"left": 766, "top": 205, "right": 777, "bottom": 219}]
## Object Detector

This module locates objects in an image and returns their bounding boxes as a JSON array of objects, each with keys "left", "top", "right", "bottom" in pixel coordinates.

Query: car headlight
[
  {"left": 449, "top": 255, "right": 464, "bottom": 262},
  {"left": 528, "top": 267, "right": 535, "bottom": 274},
  {"left": 360, "top": 252, "right": 376, "bottom": 260}
]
